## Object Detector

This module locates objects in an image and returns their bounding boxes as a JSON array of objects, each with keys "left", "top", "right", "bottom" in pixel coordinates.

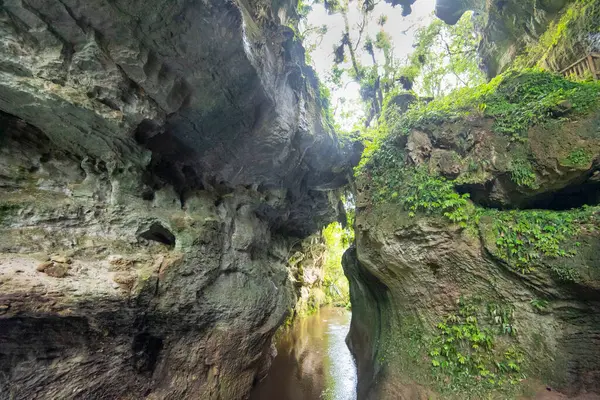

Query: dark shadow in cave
[
  {"left": 139, "top": 223, "right": 176, "bottom": 247},
  {"left": 527, "top": 179, "right": 600, "bottom": 210},
  {"left": 132, "top": 332, "right": 164, "bottom": 374},
  {"left": 456, "top": 173, "right": 600, "bottom": 211}
]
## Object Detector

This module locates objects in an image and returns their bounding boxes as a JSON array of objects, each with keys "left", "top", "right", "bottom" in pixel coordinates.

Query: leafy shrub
[
  {"left": 509, "top": 159, "right": 538, "bottom": 188},
  {"left": 562, "top": 148, "right": 593, "bottom": 167},
  {"left": 530, "top": 299, "right": 549, "bottom": 312},
  {"left": 370, "top": 163, "right": 472, "bottom": 226},
  {"left": 490, "top": 207, "right": 598, "bottom": 278},
  {"left": 429, "top": 299, "right": 524, "bottom": 391}
]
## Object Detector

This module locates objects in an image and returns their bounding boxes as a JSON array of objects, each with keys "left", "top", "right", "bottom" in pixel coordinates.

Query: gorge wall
[
  {"left": 435, "top": 0, "right": 599, "bottom": 77},
  {"left": 0, "top": 0, "right": 357, "bottom": 398},
  {"left": 343, "top": 1, "right": 600, "bottom": 397},
  {"left": 345, "top": 68, "right": 600, "bottom": 398}
]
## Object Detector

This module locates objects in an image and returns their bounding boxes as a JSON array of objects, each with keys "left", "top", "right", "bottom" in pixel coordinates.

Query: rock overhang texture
[
  {"left": 0, "top": 0, "right": 357, "bottom": 399},
  {"left": 433, "top": 0, "right": 571, "bottom": 77},
  {"left": 0, "top": 0, "right": 355, "bottom": 236}
]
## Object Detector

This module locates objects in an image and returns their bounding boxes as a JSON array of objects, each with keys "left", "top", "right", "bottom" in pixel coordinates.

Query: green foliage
[
  {"left": 490, "top": 207, "right": 599, "bottom": 279},
  {"left": 322, "top": 221, "right": 352, "bottom": 305},
  {"left": 562, "top": 148, "right": 593, "bottom": 167},
  {"left": 509, "top": 159, "right": 538, "bottom": 188},
  {"left": 429, "top": 299, "right": 525, "bottom": 392},
  {"left": 369, "top": 163, "right": 473, "bottom": 227},
  {"left": 530, "top": 299, "right": 549, "bottom": 313},
  {"left": 384, "top": 69, "right": 600, "bottom": 140},
  {"left": 406, "top": 11, "right": 486, "bottom": 98},
  {"left": 317, "top": 80, "right": 337, "bottom": 131}
]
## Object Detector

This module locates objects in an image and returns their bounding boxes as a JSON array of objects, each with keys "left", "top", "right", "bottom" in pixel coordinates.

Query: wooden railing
[{"left": 560, "top": 53, "right": 600, "bottom": 80}]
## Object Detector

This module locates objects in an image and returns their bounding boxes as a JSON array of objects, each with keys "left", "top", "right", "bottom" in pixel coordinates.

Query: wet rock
[
  {"left": 406, "top": 130, "right": 432, "bottom": 165},
  {"left": 430, "top": 149, "right": 461, "bottom": 179}
]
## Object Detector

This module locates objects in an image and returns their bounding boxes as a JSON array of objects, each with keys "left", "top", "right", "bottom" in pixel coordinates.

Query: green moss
[{"left": 513, "top": 0, "right": 600, "bottom": 71}]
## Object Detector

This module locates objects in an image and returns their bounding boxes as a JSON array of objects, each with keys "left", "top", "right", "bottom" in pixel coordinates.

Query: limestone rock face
[
  {"left": 345, "top": 113, "right": 600, "bottom": 398},
  {"left": 345, "top": 208, "right": 600, "bottom": 399},
  {"left": 434, "top": 0, "right": 570, "bottom": 77},
  {"left": 0, "top": 0, "right": 355, "bottom": 398},
  {"left": 403, "top": 113, "right": 600, "bottom": 209}
]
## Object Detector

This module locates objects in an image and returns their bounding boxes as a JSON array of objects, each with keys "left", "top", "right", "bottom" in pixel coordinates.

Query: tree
[{"left": 398, "top": 11, "right": 486, "bottom": 97}]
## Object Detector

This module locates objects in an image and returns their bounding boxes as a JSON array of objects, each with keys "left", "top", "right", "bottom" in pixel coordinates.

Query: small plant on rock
[
  {"left": 562, "top": 148, "right": 592, "bottom": 168},
  {"left": 509, "top": 159, "right": 538, "bottom": 188},
  {"left": 429, "top": 298, "right": 525, "bottom": 393},
  {"left": 530, "top": 299, "right": 549, "bottom": 313}
]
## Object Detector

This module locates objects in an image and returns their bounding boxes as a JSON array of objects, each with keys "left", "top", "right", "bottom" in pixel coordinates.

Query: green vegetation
[
  {"left": 356, "top": 70, "right": 600, "bottom": 284},
  {"left": 317, "top": 81, "right": 338, "bottom": 131},
  {"left": 370, "top": 164, "right": 473, "bottom": 227},
  {"left": 514, "top": 0, "right": 600, "bottom": 72},
  {"left": 389, "top": 69, "right": 600, "bottom": 139},
  {"left": 356, "top": 69, "right": 600, "bottom": 175},
  {"left": 490, "top": 207, "right": 599, "bottom": 279},
  {"left": 398, "top": 11, "right": 486, "bottom": 97},
  {"left": 530, "top": 299, "right": 549, "bottom": 313},
  {"left": 429, "top": 299, "right": 524, "bottom": 394},
  {"left": 322, "top": 221, "right": 352, "bottom": 306},
  {"left": 509, "top": 158, "right": 538, "bottom": 188},
  {"left": 291, "top": 219, "right": 353, "bottom": 317},
  {"left": 561, "top": 148, "right": 593, "bottom": 167}
]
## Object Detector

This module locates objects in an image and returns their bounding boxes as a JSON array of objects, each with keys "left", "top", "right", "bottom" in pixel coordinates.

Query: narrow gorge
[
  {"left": 0, "top": 0, "right": 356, "bottom": 398},
  {"left": 0, "top": 0, "right": 599, "bottom": 399}
]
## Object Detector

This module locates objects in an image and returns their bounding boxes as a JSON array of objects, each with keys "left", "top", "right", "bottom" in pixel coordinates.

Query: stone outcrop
[
  {"left": 434, "top": 0, "right": 571, "bottom": 77},
  {"left": 0, "top": 0, "right": 356, "bottom": 398},
  {"left": 345, "top": 71, "right": 600, "bottom": 398}
]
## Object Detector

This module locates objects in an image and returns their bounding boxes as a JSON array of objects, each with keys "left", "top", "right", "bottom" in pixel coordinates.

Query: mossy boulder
[{"left": 348, "top": 70, "right": 600, "bottom": 399}]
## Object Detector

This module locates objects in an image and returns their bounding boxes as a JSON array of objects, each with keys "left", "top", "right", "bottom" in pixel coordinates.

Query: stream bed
[{"left": 251, "top": 307, "right": 357, "bottom": 400}]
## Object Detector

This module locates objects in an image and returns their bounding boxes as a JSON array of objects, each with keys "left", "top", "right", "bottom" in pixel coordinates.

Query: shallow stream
[{"left": 250, "top": 307, "right": 357, "bottom": 400}]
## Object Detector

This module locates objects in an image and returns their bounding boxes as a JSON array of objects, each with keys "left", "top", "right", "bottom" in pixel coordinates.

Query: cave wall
[{"left": 0, "top": 0, "right": 355, "bottom": 398}]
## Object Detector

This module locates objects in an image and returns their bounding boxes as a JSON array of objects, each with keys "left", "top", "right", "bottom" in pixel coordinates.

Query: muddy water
[{"left": 251, "top": 307, "right": 357, "bottom": 400}]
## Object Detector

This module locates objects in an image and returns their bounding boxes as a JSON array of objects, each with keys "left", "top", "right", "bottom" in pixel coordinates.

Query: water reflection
[{"left": 251, "top": 307, "right": 357, "bottom": 400}]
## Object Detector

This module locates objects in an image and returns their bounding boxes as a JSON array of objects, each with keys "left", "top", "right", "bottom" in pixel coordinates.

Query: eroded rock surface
[
  {"left": 434, "top": 0, "right": 570, "bottom": 77},
  {"left": 346, "top": 71, "right": 600, "bottom": 399},
  {"left": 0, "top": 0, "right": 355, "bottom": 398}
]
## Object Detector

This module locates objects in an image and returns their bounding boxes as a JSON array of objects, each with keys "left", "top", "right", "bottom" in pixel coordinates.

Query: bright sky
[{"left": 302, "top": 0, "right": 436, "bottom": 129}]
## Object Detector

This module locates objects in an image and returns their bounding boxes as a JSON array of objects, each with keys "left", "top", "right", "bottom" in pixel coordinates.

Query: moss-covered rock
[
  {"left": 348, "top": 70, "right": 600, "bottom": 399},
  {"left": 435, "top": 0, "right": 571, "bottom": 77},
  {"left": 361, "top": 70, "right": 600, "bottom": 209}
]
